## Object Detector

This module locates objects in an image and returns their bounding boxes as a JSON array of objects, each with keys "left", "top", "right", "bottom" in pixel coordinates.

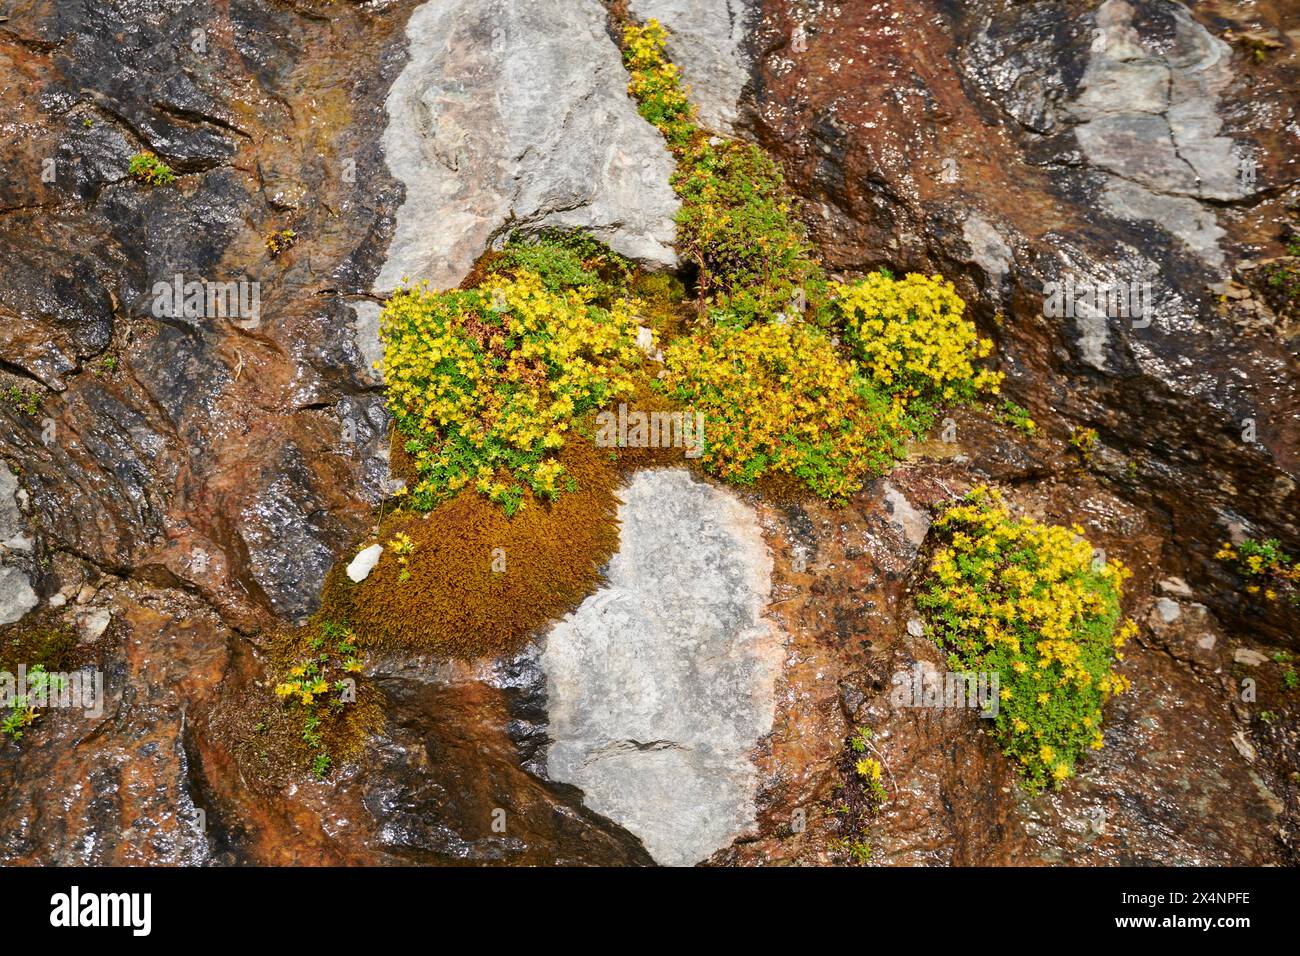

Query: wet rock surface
[
  {"left": 740, "top": 0, "right": 1299, "bottom": 646},
  {"left": 0, "top": 0, "right": 1296, "bottom": 867}
]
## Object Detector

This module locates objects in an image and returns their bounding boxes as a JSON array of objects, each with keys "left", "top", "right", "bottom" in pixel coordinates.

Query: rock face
[
  {"left": 742, "top": 0, "right": 1300, "bottom": 646},
  {"left": 542, "top": 469, "right": 784, "bottom": 866},
  {"left": 375, "top": 0, "right": 679, "bottom": 294},
  {"left": 0, "top": 464, "right": 36, "bottom": 625},
  {"left": 627, "top": 0, "right": 759, "bottom": 133},
  {"left": 2, "top": 0, "right": 1296, "bottom": 869},
  {"left": 1069, "top": 0, "right": 1241, "bottom": 267}
]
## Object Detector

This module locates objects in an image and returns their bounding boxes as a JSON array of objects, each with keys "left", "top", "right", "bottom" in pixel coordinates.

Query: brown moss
[
  {"left": 332, "top": 441, "right": 621, "bottom": 658},
  {"left": 216, "top": 620, "right": 383, "bottom": 788},
  {"left": 0, "top": 611, "right": 79, "bottom": 674}
]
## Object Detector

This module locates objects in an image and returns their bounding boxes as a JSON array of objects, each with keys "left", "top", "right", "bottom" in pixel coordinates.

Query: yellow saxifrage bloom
[
  {"left": 917, "top": 486, "right": 1132, "bottom": 792},
  {"left": 835, "top": 271, "right": 1002, "bottom": 403},
  {"left": 661, "top": 320, "right": 910, "bottom": 500},
  {"left": 380, "top": 270, "right": 643, "bottom": 514}
]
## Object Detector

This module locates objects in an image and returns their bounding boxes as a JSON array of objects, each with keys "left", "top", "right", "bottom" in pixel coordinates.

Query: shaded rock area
[{"left": 542, "top": 468, "right": 783, "bottom": 866}]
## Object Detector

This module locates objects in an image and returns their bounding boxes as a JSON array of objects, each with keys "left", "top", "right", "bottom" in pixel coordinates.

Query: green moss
[{"left": 127, "top": 151, "right": 176, "bottom": 186}]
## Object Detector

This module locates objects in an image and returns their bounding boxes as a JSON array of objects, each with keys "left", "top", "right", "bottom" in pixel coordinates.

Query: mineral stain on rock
[{"left": 542, "top": 469, "right": 784, "bottom": 866}]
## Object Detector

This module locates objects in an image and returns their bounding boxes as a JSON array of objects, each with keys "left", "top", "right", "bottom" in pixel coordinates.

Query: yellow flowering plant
[
  {"left": 1216, "top": 538, "right": 1300, "bottom": 604},
  {"left": 917, "top": 486, "right": 1133, "bottom": 791},
  {"left": 623, "top": 17, "right": 1006, "bottom": 503},
  {"left": 835, "top": 270, "right": 1002, "bottom": 405},
  {"left": 660, "top": 321, "right": 913, "bottom": 499},
  {"left": 624, "top": 18, "right": 830, "bottom": 329},
  {"left": 380, "top": 269, "right": 644, "bottom": 515},
  {"left": 272, "top": 619, "right": 366, "bottom": 778}
]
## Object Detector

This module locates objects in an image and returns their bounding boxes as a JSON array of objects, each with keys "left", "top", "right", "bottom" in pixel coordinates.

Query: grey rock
[
  {"left": 0, "top": 464, "right": 37, "bottom": 626},
  {"left": 1233, "top": 648, "right": 1270, "bottom": 667},
  {"left": 374, "top": 0, "right": 679, "bottom": 296},
  {"left": 1155, "top": 597, "right": 1182, "bottom": 623},
  {"left": 627, "top": 0, "right": 758, "bottom": 134},
  {"left": 0, "top": 464, "right": 32, "bottom": 553},
  {"left": 883, "top": 482, "right": 931, "bottom": 549},
  {"left": 962, "top": 214, "right": 1014, "bottom": 293},
  {"left": 78, "top": 608, "right": 111, "bottom": 643},
  {"left": 0, "top": 567, "right": 38, "bottom": 626},
  {"left": 542, "top": 469, "right": 783, "bottom": 866},
  {"left": 1069, "top": 0, "right": 1241, "bottom": 268}
]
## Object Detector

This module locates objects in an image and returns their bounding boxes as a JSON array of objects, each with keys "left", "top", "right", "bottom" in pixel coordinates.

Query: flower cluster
[
  {"left": 380, "top": 269, "right": 644, "bottom": 514},
  {"left": 622, "top": 18, "right": 1004, "bottom": 503},
  {"left": 835, "top": 271, "right": 1002, "bottom": 404},
  {"left": 1216, "top": 538, "right": 1300, "bottom": 604},
  {"left": 623, "top": 19, "right": 696, "bottom": 149},
  {"left": 661, "top": 321, "right": 910, "bottom": 499},
  {"left": 274, "top": 621, "right": 363, "bottom": 709},
  {"left": 918, "top": 486, "right": 1132, "bottom": 791}
]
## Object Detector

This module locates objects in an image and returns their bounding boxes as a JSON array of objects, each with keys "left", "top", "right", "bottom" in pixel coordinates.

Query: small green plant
[
  {"left": 273, "top": 619, "right": 365, "bottom": 776},
  {"left": 918, "top": 486, "right": 1133, "bottom": 791},
  {"left": 623, "top": 19, "right": 829, "bottom": 329},
  {"left": 1216, "top": 538, "right": 1300, "bottom": 604},
  {"left": 993, "top": 399, "right": 1037, "bottom": 436},
  {"left": 386, "top": 531, "right": 416, "bottom": 583},
  {"left": 1068, "top": 426, "right": 1098, "bottom": 465},
  {"left": 854, "top": 756, "right": 888, "bottom": 803},
  {"left": 2, "top": 665, "right": 63, "bottom": 742},
  {"left": 828, "top": 725, "right": 888, "bottom": 865},
  {"left": 128, "top": 150, "right": 176, "bottom": 186},
  {"left": 2, "top": 386, "right": 40, "bottom": 416},
  {"left": 95, "top": 355, "right": 118, "bottom": 377}
]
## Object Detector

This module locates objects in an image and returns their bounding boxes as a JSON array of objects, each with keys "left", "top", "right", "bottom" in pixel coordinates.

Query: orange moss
[{"left": 333, "top": 442, "right": 621, "bottom": 658}]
